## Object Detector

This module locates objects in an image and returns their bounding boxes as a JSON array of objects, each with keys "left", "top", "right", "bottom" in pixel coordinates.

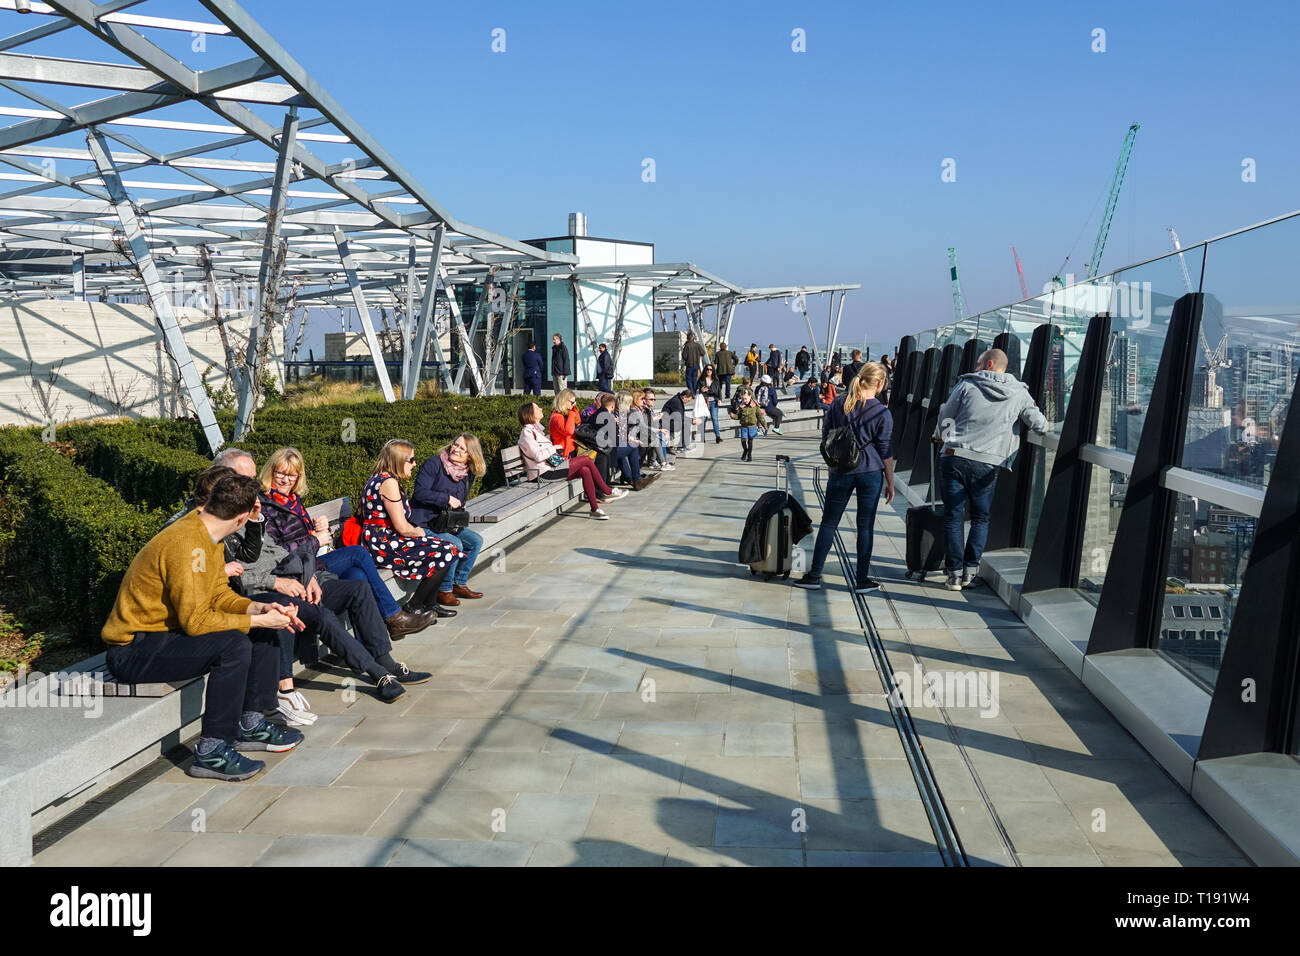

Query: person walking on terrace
[
  {"left": 682, "top": 331, "right": 706, "bottom": 395},
  {"left": 795, "top": 362, "right": 895, "bottom": 593},
  {"left": 933, "top": 347, "right": 1048, "bottom": 591},
  {"left": 102, "top": 473, "right": 305, "bottom": 782}
]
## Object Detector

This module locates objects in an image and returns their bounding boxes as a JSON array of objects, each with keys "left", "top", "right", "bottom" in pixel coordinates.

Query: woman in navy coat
[{"left": 409, "top": 434, "right": 487, "bottom": 607}]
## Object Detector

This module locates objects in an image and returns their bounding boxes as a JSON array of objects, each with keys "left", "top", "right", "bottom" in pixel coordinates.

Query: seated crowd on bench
[
  {"left": 97, "top": 384, "right": 799, "bottom": 784},
  {"left": 100, "top": 434, "right": 501, "bottom": 782}
]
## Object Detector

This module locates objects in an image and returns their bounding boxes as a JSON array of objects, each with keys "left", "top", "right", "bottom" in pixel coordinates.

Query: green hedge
[
  {"left": 60, "top": 422, "right": 212, "bottom": 512},
  {"left": 0, "top": 428, "right": 165, "bottom": 645}
]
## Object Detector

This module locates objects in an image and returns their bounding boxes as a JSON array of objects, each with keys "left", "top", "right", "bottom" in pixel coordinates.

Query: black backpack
[{"left": 820, "top": 405, "right": 884, "bottom": 471}]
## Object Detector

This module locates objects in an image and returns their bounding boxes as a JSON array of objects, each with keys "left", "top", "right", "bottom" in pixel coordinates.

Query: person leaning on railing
[
  {"left": 257, "top": 446, "right": 432, "bottom": 636},
  {"left": 102, "top": 472, "right": 305, "bottom": 782},
  {"left": 409, "top": 433, "right": 488, "bottom": 608},
  {"left": 517, "top": 400, "right": 625, "bottom": 519}
]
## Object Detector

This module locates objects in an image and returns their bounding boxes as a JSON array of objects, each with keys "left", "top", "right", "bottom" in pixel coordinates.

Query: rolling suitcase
[
  {"left": 749, "top": 454, "right": 794, "bottom": 579},
  {"left": 905, "top": 445, "right": 951, "bottom": 580}
]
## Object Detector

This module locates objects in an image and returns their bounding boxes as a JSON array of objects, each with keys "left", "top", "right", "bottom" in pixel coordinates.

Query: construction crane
[
  {"left": 1085, "top": 123, "right": 1140, "bottom": 278},
  {"left": 1011, "top": 245, "right": 1029, "bottom": 300},
  {"left": 1168, "top": 226, "right": 1194, "bottom": 293},
  {"left": 947, "top": 247, "right": 966, "bottom": 325}
]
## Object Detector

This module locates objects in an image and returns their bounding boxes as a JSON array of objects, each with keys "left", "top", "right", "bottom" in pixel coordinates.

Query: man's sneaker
[
  {"left": 660, "top": 462, "right": 676, "bottom": 472},
  {"left": 276, "top": 689, "right": 317, "bottom": 726},
  {"left": 375, "top": 674, "right": 406, "bottom": 703},
  {"left": 235, "top": 717, "right": 304, "bottom": 753},
  {"left": 188, "top": 741, "right": 265, "bottom": 781},
  {"left": 853, "top": 578, "right": 882, "bottom": 594},
  {"left": 961, "top": 571, "right": 982, "bottom": 590},
  {"left": 590, "top": 507, "right": 610, "bottom": 520},
  {"left": 391, "top": 662, "right": 432, "bottom": 685},
  {"left": 793, "top": 573, "right": 822, "bottom": 590},
  {"left": 945, "top": 572, "right": 963, "bottom": 591},
  {"left": 604, "top": 488, "right": 630, "bottom": 500}
]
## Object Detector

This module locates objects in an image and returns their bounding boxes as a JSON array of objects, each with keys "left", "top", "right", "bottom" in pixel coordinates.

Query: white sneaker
[
  {"left": 604, "top": 488, "right": 629, "bottom": 500},
  {"left": 276, "top": 690, "right": 317, "bottom": 726},
  {"left": 944, "top": 572, "right": 963, "bottom": 591},
  {"left": 660, "top": 463, "right": 676, "bottom": 472},
  {"left": 961, "top": 570, "right": 981, "bottom": 589},
  {"left": 590, "top": 507, "right": 610, "bottom": 520}
]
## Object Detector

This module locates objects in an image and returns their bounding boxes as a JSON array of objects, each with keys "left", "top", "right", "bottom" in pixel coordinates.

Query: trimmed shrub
[
  {"left": 61, "top": 422, "right": 211, "bottom": 511},
  {"left": 0, "top": 429, "right": 165, "bottom": 645}
]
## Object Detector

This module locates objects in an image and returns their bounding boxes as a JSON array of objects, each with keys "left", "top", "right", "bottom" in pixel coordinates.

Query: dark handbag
[
  {"left": 573, "top": 421, "right": 600, "bottom": 449},
  {"left": 428, "top": 507, "right": 470, "bottom": 536}
]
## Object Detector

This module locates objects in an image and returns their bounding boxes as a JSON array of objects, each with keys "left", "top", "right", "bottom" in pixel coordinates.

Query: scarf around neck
[{"left": 441, "top": 450, "right": 469, "bottom": 483}]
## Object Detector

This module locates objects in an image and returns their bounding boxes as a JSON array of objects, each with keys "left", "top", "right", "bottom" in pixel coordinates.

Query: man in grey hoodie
[{"left": 933, "top": 348, "right": 1048, "bottom": 590}]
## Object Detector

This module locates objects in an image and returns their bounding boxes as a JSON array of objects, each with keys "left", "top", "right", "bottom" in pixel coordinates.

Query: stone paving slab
[{"left": 31, "top": 434, "right": 1249, "bottom": 867}]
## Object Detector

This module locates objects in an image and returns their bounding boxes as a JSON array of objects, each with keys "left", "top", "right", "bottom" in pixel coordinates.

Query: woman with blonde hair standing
[
  {"left": 794, "top": 362, "right": 895, "bottom": 593},
  {"left": 358, "top": 439, "right": 460, "bottom": 617}
]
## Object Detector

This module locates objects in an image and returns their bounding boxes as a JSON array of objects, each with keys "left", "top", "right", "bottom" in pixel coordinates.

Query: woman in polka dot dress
[{"left": 360, "top": 439, "right": 460, "bottom": 618}]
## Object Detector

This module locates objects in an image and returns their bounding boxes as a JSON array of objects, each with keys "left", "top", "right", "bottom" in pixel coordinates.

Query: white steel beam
[
  {"left": 233, "top": 106, "right": 297, "bottom": 438},
  {"left": 444, "top": 264, "right": 484, "bottom": 395},
  {"left": 609, "top": 277, "right": 631, "bottom": 378},
  {"left": 403, "top": 223, "right": 444, "bottom": 400},
  {"left": 85, "top": 127, "right": 224, "bottom": 453},
  {"left": 333, "top": 227, "right": 395, "bottom": 402}
]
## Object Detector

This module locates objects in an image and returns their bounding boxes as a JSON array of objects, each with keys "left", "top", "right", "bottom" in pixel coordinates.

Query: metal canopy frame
[
  {"left": 0, "top": 1, "right": 859, "bottom": 436},
  {"left": 0, "top": 0, "right": 575, "bottom": 449}
]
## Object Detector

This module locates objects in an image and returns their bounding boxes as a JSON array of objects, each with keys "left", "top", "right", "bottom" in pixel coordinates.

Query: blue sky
[{"left": 241, "top": 0, "right": 1299, "bottom": 351}]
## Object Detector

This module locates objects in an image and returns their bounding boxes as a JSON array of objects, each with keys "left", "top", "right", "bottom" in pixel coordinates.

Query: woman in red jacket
[{"left": 549, "top": 388, "right": 581, "bottom": 456}]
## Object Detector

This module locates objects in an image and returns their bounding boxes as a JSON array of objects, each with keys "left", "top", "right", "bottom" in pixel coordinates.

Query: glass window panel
[
  {"left": 1157, "top": 491, "right": 1255, "bottom": 689},
  {"left": 1025, "top": 442, "right": 1056, "bottom": 551},
  {"left": 1189, "top": 214, "right": 1300, "bottom": 490},
  {"left": 1095, "top": 251, "right": 1189, "bottom": 448},
  {"left": 1078, "top": 465, "right": 1128, "bottom": 600}
]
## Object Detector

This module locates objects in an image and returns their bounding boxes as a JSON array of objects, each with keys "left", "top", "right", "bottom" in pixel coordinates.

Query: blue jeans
[
  {"left": 707, "top": 400, "right": 722, "bottom": 439},
  {"left": 685, "top": 366, "right": 699, "bottom": 395},
  {"left": 424, "top": 526, "right": 483, "bottom": 592},
  {"left": 612, "top": 446, "right": 642, "bottom": 483},
  {"left": 808, "top": 469, "right": 884, "bottom": 582},
  {"left": 720, "top": 374, "right": 732, "bottom": 398},
  {"left": 597, "top": 374, "right": 612, "bottom": 392},
  {"left": 938, "top": 454, "right": 999, "bottom": 573},
  {"left": 319, "top": 545, "right": 400, "bottom": 619}
]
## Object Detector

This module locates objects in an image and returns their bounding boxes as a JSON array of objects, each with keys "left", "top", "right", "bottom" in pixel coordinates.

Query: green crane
[
  {"left": 947, "top": 247, "right": 966, "bottom": 325},
  {"left": 1085, "top": 123, "right": 1140, "bottom": 279}
]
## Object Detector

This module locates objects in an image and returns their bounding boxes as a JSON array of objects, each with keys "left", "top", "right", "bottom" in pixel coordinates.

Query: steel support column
[
  {"left": 334, "top": 227, "right": 395, "bottom": 403},
  {"left": 235, "top": 106, "right": 298, "bottom": 437},
  {"left": 72, "top": 253, "right": 85, "bottom": 300},
  {"left": 609, "top": 277, "right": 631, "bottom": 378},
  {"left": 402, "top": 224, "right": 444, "bottom": 400},
  {"left": 85, "top": 128, "right": 224, "bottom": 452},
  {"left": 483, "top": 272, "right": 522, "bottom": 395},
  {"left": 444, "top": 268, "right": 484, "bottom": 395}
]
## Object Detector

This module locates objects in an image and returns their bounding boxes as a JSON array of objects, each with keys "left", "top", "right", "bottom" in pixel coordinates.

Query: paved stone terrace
[{"left": 34, "top": 433, "right": 1248, "bottom": 866}]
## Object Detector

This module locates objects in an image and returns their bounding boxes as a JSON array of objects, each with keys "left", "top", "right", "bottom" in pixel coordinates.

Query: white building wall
[
  {"left": 0, "top": 298, "right": 238, "bottom": 428},
  {"left": 572, "top": 238, "right": 654, "bottom": 382}
]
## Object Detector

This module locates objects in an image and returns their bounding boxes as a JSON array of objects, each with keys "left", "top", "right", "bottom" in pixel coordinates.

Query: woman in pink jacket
[{"left": 517, "top": 401, "right": 625, "bottom": 520}]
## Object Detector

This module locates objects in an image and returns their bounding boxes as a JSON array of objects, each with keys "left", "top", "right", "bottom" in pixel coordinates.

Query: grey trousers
[{"left": 553, "top": 375, "right": 567, "bottom": 395}]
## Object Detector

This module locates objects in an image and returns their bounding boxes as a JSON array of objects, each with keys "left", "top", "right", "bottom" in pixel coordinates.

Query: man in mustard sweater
[{"left": 102, "top": 473, "right": 306, "bottom": 781}]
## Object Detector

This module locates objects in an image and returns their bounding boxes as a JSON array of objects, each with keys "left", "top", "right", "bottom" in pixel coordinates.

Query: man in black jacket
[
  {"left": 551, "top": 333, "right": 571, "bottom": 395},
  {"left": 765, "top": 344, "right": 782, "bottom": 382},
  {"left": 840, "top": 348, "right": 865, "bottom": 388},
  {"left": 596, "top": 343, "right": 614, "bottom": 392},
  {"left": 795, "top": 346, "right": 811, "bottom": 376},
  {"left": 799, "top": 377, "right": 820, "bottom": 409},
  {"left": 662, "top": 389, "right": 693, "bottom": 452}
]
